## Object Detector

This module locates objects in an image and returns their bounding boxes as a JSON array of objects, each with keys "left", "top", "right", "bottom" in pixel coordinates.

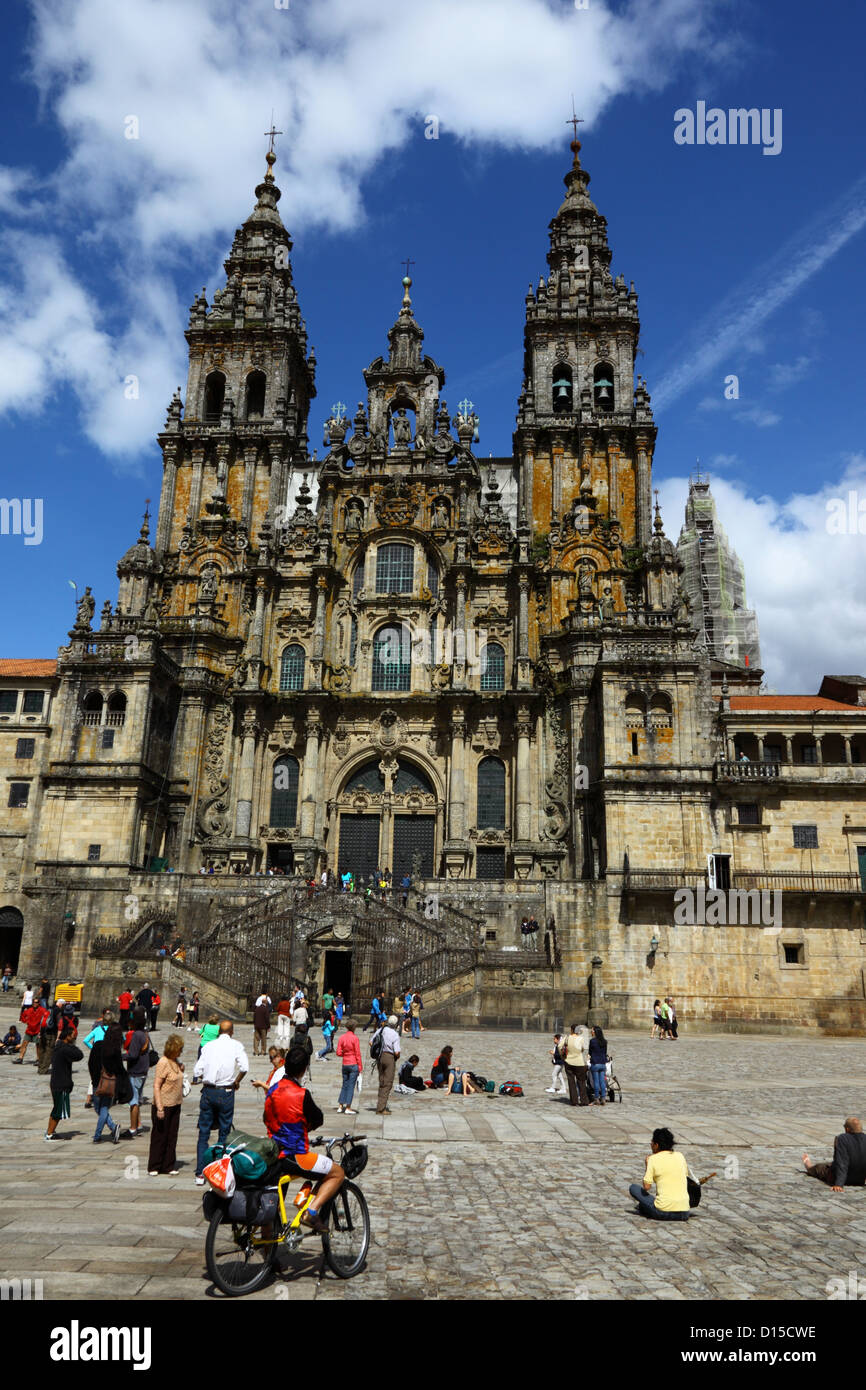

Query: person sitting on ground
[
  {"left": 628, "top": 1127, "right": 691, "bottom": 1220},
  {"left": 431, "top": 1046, "right": 454, "bottom": 1088},
  {"left": 251, "top": 1046, "right": 287, "bottom": 1094},
  {"left": 397, "top": 1055, "right": 425, "bottom": 1093},
  {"left": 803, "top": 1116, "right": 866, "bottom": 1192},
  {"left": 2, "top": 1024, "right": 21, "bottom": 1054},
  {"left": 263, "top": 1045, "right": 345, "bottom": 1234},
  {"left": 445, "top": 1062, "right": 481, "bottom": 1096}
]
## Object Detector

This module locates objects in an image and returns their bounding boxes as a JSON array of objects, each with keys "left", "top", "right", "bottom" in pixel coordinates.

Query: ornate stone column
[
  {"left": 188, "top": 444, "right": 206, "bottom": 525},
  {"left": 784, "top": 735, "right": 793, "bottom": 764},
  {"left": 241, "top": 444, "right": 258, "bottom": 530},
  {"left": 515, "top": 704, "right": 532, "bottom": 842},
  {"left": 156, "top": 441, "right": 179, "bottom": 558},
  {"left": 234, "top": 709, "right": 259, "bottom": 838},
  {"left": 299, "top": 709, "right": 322, "bottom": 839},
  {"left": 447, "top": 706, "right": 466, "bottom": 841},
  {"left": 844, "top": 735, "right": 853, "bottom": 765},
  {"left": 454, "top": 576, "right": 467, "bottom": 686},
  {"left": 635, "top": 434, "right": 651, "bottom": 545},
  {"left": 518, "top": 576, "right": 530, "bottom": 659},
  {"left": 756, "top": 735, "right": 764, "bottom": 762}
]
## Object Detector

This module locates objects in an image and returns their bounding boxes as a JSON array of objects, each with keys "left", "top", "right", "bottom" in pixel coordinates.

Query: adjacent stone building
[{"left": 2, "top": 139, "right": 865, "bottom": 1032}]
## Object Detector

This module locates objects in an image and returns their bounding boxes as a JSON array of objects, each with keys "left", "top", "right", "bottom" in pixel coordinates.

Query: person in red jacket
[
  {"left": 117, "top": 988, "right": 134, "bottom": 1030},
  {"left": 263, "top": 1046, "right": 345, "bottom": 1233},
  {"left": 14, "top": 1002, "right": 50, "bottom": 1064}
]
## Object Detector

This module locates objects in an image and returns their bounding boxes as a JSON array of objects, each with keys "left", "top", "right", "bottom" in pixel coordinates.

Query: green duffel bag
[{"left": 225, "top": 1129, "right": 280, "bottom": 1165}]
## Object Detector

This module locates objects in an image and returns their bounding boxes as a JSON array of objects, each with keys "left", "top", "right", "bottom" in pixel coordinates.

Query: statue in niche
[
  {"left": 599, "top": 585, "right": 615, "bottom": 621},
  {"left": 578, "top": 561, "right": 595, "bottom": 600},
  {"left": 432, "top": 497, "right": 449, "bottom": 528},
  {"left": 345, "top": 499, "right": 363, "bottom": 533},
  {"left": 392, "top": 408, "right": 412, "bottom": 446},
  {"left": 198, "top": 563, "right": 219, "bottom": 601}
]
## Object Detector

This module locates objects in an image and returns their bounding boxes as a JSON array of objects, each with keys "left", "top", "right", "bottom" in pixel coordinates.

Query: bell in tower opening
[
  {"left": 552, "top": 362, "right": 573, "bottom": 413},
  {"left": 593, "top": 363, "right": 614, "bottom": 411}
]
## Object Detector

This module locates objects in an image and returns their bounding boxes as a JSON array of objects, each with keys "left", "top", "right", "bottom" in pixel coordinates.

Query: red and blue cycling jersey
[{"left": 263, "top": 1077, "right": 324, "bottom": 1157}]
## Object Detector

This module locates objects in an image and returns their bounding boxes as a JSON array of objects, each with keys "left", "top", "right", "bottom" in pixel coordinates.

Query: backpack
[
  {"left": 369, "top": 1028, "right": 384, "bottom": 1061},
  {"left": 499, "top": 1081, "right": 524, "bottom": 1097}
]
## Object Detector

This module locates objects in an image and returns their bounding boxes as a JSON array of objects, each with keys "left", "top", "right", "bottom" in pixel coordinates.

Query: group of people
[
  {"left": 519, "top": 914, "right": 540, "bottom": 937},
  {"left": 362, "top": 987, "right": 424, "bottom": 1038},
  {"left": 116, "top": 983, "right": 163, "bottom": 1032},
  {"left": 172, "top": 988, "right": 201, "bottom": 1029},
  {"left": 547, "top": 1026, "right": 611, "bottom": 1104},
  {"left": 651, "top": 998, "right": 678, "bottom": 1039}
]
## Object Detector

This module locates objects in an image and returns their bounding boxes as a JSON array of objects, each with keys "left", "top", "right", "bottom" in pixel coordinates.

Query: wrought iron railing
[
  {"left": 732, "top": 870, "right": 862, "bottom": 894},
  {"left": 622, "top": 868, "right": 708, "bottom": 891}
]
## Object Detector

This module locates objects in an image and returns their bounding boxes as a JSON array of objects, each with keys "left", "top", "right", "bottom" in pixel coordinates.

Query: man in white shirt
[
  {"left": 192, "top": 1020, "right": 249, "bottom": 1185},
  {"left": 375, "top": 1015, "right": 402, "bottom": 1115}
]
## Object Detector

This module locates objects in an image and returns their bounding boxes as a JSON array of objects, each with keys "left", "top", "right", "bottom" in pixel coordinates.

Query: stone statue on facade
[{"left": 75, "top": 587, "right": 95, "bottom": 630}]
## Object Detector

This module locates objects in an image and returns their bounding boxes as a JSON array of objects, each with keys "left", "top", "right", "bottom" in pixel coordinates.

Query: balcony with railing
[{"left": 621, "top": 865, "right": 863, "bottom": 896}]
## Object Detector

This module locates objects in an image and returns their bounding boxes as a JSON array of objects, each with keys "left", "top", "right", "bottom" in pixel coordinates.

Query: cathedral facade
[{"left": 2, "top": 140, "right": 865, "bottom": 1033}]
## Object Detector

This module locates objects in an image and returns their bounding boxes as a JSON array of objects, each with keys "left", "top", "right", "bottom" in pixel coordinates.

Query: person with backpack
[
  {"left": 372, "top": 1014, "right": 401, "bottom": 1114},
  {"left": 14, "top": 999, "right": 50, "bottom": 1065},
  {"left": 93, "top": 1019, "right": 131, "bottom": 1144},
  {"left": 124, "top": 1007, "right": 151, "bottom": 1136},
  {"left": 335, "top": 1019, "right": 362, "bottom": 1114},
  {"left": 409, "top": 991, "right": 423, "bottom": 1040}
]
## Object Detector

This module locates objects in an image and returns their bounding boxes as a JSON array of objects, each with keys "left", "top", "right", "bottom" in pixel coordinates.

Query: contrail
[{"left": 651, "top": 173, "right": 866, "bottom": 411}]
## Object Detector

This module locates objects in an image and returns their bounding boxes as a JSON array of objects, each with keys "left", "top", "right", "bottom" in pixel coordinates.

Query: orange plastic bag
[{"left": 203, "top": 1154, "right": 236, "bottom": 1197}]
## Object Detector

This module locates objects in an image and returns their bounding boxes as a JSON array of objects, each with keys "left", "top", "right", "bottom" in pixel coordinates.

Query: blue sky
[{"left": 0, "top": 0, "right": 864, "bottom": 689}]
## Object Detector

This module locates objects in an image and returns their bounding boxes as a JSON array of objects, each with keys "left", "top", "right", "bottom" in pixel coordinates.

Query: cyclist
[{"left": 263, "top": 1046, "right": 345, "bottom": 1234}]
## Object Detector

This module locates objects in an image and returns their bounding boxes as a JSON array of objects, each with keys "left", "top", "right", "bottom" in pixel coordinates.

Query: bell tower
[{"left": 514, "top": 134, "right": 656, "bottom": 563}]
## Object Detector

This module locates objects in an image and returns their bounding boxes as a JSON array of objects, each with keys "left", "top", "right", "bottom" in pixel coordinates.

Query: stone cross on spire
[
  {"left": 263, "top": 119, "right": 283, "bottom": 182},
  {"left": 566, "top": 100, "right": 584, "bottom": 142}
]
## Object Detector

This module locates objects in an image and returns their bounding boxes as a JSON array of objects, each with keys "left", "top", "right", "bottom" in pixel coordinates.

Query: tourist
[
  {"left": 392, "top": 989, "right": 406, "bottom": 1026},
  {"left": 150, "top": 989, "right": 161, "bottom": 1031},
  {"left": 374, "top": 1014, "right": 401, "bottom": 1115},
  {"left": 409, "top": 991, "right": 423, "bottom": 1040},
  {"left": 82, "top": 1008, "right": 111, "bottom": 1107},
  {"left": 36, "top": 997, "right": 63, "bottom": 1075},
  {"left": 117, "top": 986, "right": 134, "bottom": 1030},
  {"left": 135, "top": 983, "right": 156, "bottom": 1031},
  {"left": 1, "top": 1024, "right": 21, "bottom": 1054},
  {"left": 651, "top": 999, "right": 663, "bottom": 1040},
  {"left": 147, "top": 1034, "right": 186, "bottom": 1176},
  {"left": 317, "top": 1012, "right": 336, "bottom": 1059},
  {"left": 336, "top": 1018, "right": 362, "bottom": 1114},
  {"left": 45, "top": 1022, "right": 83, "bottom": 1142},
  {"left": 340, "top": 870, "right": 351, "bottom": 892},
  {"left": 400, "top": 873, "right": 411, "bottom": 907},
  {"left": 93, "top": 1019, "right": 130, "bottom": 1144},
  {"left": 2, "top": 962, "right": 13, "bottom": 992},
  {"left": 397, "top": 1055, "right": 425, "bottom": 1093},
  {"left": 665, "top": 997, "right": 679, "bottom": 1039},
  {"left": 198, "top": 1013, "right": 220, "bottom": 1057},
  {"left": 124, "top": 1007, "right": 151, "bottom": 1136},
  {"left": 38, "top": 977, "right": 51, "bottom": 1007},
  {"left": 192, "top": 1020, "right": 249, "bottom": 1185},
  {"left": 274, "top": 995, "right": 293, "bottom": 1044},
  {"left": 321, "top": 985, "right": 335, "bottom": 1014},
  {"left": 528, "top": 914, "right": 539, "bottom": 936},
  {"left": 20, "top": 982, "right": 34, "bottom": 1009},
  {"left": 589, "top": 1025, "right": 608, "bottom": 1104},
  {"left": 431, "top": 1047, "right": 453, "bottom": 1087},
  {"left": 519, "top": 915, "right": 530, "bottom": 936},
  {"left": 291, "top": 1022, "right": 314, "bottom": 1085},
  {"left": 445, "top": 1065, "right": 481, "bottom": 1096},
  {"left": 545, "top": 1033, "right": 567, "bottom": 1094},
  {"left": 561, "top": 1023, "right": 590, "bottom": 1106},
  {"left": 189, "top": 992, "right": 200, "bottom": 1028},
  {"left": 803, "top": 1117, "right": 866, "bottom": 1191},
  {"left": 253, "top": 992, "right": 272, "bottom": 1056},
  {"left": 251, "top": 1046, "right": 286, "bottom": 1094},
  {"left": 174, "top": 990, "right": 187, "bottom": 1028},
  {"left": 362, "top": 990, "right": 385, "bottom": 1032},
  {"left": 320, "top": 868, "right": 329, "bottom": 892},
  {"left": 292, "top": 995, "right": 309, "bottom": 1029},
  {"left": 334, "top": 991, "right": 345, "bottom": 1023},
  {"left": 263, "top": 1046, "right": 345, "bottom": 1234},
  {"left": 14, "top": 997, "right": 50, "bottom": 1065},
  {"left": 628, "top": 1128, "right": 691, "bottom": 1220}
]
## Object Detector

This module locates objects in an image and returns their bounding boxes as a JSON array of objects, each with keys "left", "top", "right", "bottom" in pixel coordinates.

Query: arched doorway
[
  {"left": 0, "top": 906, "right": 24, "bottom": 974},
  {"left": 336, "top": 758, "right": 439, "bottom": 883}
]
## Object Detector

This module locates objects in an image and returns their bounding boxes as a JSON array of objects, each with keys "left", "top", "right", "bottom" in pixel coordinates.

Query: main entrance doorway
[
  {"left": 337, "top": 814, "right": 380, "bottom": 884},
  {"left": 392, "top": 816, "right": 435, "bottom": 881},
  {"left": 0, "top": 907, "right": 23, "bottom": 973}
]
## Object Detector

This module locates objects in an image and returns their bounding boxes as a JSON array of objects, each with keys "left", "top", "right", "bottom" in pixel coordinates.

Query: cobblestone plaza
[{"left": 2, "top": 1007, "right": 865, "bottom": 1304}]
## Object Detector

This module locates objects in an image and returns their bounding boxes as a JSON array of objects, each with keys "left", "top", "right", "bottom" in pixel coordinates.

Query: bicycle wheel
[
  {"left": 205, "top": 1207, "right": 278, "bottom": 1297},
  {"left": 321, "top": 1180, "right": 370, "bottom": 1279}
]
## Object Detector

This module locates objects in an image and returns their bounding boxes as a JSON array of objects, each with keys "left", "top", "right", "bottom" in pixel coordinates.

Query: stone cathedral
[{"left": 3, "top": 139, "right": 865, "bottom": 1033}]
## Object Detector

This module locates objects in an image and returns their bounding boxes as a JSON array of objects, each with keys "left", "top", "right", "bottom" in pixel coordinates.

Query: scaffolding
[{"left": 676, "top": 473, "right": 762, "bottom": 669}]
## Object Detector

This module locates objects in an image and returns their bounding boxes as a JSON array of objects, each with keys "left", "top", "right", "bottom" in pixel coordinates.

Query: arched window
[
  {"left": 480, "top": 642, "right": 505, "bottom": 691},
  {"left": 648, "top": 692, "right": 673, "bottom": 731},
  {"left": 593, "top": 362, "right": 614, "bottom": 411},
  {"left": 427, "top": 558, "right": 439, "bottom": 597},
  {"left": 82, "top": 691, "right": 103, "bottom": 727},
  {"left": 372, "top": 625, "right": 411, "bottom": 692},
  {"left": 376, "top": 543, "right": 414, "bottom": 594},
  {"left": 270, "top": 756, "right": 299, "bottom": 827},
  {"left": 244, "top": 371, "right": 266, "bottom": 420},
  {"left": 204, "top": 371, "right": 225, "bottom": 422},
  {"left": 349, "top": 615, "right": 358, "bottom": 667},
  {"left": 552, "top": 362, "right": 573, "bottom": 413},
  {"left": 477, "top": 757, "right": 506, "bottom": 829},
  {"left": 352, "top": 556, "right": 366, "bottom": 599},
  {"left": 344, "top": 758, "right": 434, "bottom": 796},
  {"left": 279, "top": 645, "right": 305, "bottom": 692},
  {"left": 107, "top": 692, "right": 127, "bottom": 727}
]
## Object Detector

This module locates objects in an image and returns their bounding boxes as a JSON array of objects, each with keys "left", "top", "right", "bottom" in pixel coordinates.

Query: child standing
[{"left": 545, "top": 1033, "right": 567, "bottom": 1094}]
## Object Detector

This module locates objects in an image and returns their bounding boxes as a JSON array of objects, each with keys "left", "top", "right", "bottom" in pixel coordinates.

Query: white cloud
[
  {"left": 0, "top": 0, "right": 723, "bottom": 456},
  {"left": 766, "top": 355, "right": 813, "bottom": 391},
  {"left": 657, "top": 456, "right": 866, "bottom": 692},
  {"left": 652, "top": 174, "right": 866, "bottom": 411}
]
